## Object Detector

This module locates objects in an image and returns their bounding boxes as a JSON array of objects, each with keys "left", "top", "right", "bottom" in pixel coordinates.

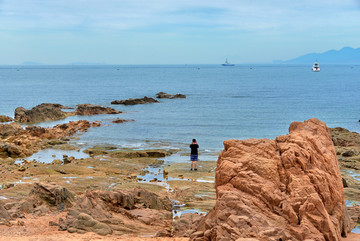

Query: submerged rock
[
  {"left": 112, "top": 118, "right": 135, "bottom": 124},
  {"left": 156, "top": 92, "right": 186, "bottom": 99},
  {"left": 111, "top": 96, "right": 159, "bottom": 105},
  {"left": 194, "top": 118, "right": 350, "bottom": 241}
]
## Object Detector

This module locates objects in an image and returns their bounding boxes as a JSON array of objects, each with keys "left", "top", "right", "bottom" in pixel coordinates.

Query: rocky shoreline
[{"left": 1, "top": 113, "right": 360, "bottom": 240}]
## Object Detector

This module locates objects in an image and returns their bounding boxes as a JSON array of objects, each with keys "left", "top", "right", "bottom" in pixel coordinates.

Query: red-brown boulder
[{"left": 195, "top": 118, "right": 350, "bottom": 241}]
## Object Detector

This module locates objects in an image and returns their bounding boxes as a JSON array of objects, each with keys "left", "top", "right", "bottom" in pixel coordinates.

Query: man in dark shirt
[{"left": 190, "top": 139, "right": 199, "bottom": 171}]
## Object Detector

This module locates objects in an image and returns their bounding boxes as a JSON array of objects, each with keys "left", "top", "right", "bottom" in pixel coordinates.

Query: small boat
[
  {"left": 312, "top": 61, "right": 320, "bottom": 72},
  {"left": 222, "top": 59, "right": 235, "bottom": 66}
]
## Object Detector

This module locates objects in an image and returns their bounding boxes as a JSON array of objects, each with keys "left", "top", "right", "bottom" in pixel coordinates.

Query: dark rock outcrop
[
  {"left": 111, "top": 96, "right": 159, "bottom": 105},
  {"left": 59, "top": 188, "right": 172, "bottom": 236},
  {"left": 156, "top": 92, "right": 186, "bottom": 99},
  {"left": 194, "top": 118, "right": 350, "bottom": 241},
  {"left": 75, "top": 104, "right": 121, "bottom": 115},
  {"left": 14, "top": 103, "right": 121, "bottom": 123},
  {"left": 14, "top": 103, "right": 72, "bottom": 123},
  {"left": 0, "top": 115, "right": 13, "bottom": 122}
]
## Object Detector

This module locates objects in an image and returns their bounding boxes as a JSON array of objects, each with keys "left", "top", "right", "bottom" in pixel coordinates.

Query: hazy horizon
[{"left": 1, "top": 0, "right": 360, "bottom": 65}]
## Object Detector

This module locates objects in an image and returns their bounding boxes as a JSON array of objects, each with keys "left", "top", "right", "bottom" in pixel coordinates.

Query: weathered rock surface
[
  {"left": 59, "top": 188, "right": 172, "bottom": 236},
  {"left": 172, "top": 213, "right": 204, "bottom": 237},
  {"left": 0, "top": 120, "right": 98, "bottom": 158},
  {"left": 330, "top": 127, "right": 360, "bottom": 170},
  {"left": 194, "top": 118, "right": 350, "bottom": 241},
  {"left": 0, "top": 115, "right": 13, "bottom": 122},
  {"left": 0, "top": 183, "right": 75, "bottom": 222},
  {"left": 29, "top": 182, "right": 76, "bottom": 210},
  {"left": 75, "top": 104, "right": 121, "bottom": 116},
  {"left": 111, "top": 96, "right": 159, "bottom": 105},
  {"left": 14, "top": 103, "right": 121, "bottom": 123},
  {"left": 156, "top": 92, "right": 186, "bottom": 99}
]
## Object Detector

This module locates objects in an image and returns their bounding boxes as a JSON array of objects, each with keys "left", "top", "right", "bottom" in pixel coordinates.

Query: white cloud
[{"left": 0, "top": 0, "right": 359, "bottom": 33}]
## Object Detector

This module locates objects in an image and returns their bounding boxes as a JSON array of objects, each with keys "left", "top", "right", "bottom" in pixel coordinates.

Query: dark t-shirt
[{"left": 190, "top": 143, "right": 199, "bottom": 155}]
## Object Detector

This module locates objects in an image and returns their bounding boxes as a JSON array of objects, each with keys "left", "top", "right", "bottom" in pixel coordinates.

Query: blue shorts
[{"left": 190, "top": 154, "right": 198, "bottom": 161}]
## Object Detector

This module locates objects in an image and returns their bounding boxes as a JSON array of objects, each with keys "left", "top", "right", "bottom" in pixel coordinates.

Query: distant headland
[{"left": 274, "top": 46, "right": 360, "bottom": 64}]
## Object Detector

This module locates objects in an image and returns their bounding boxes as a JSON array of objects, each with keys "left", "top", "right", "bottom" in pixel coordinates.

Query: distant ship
[
  {"left": 312, "top": 61, "right": 320, "bottom": 72},
  {"left": 222, "top": 59, "right": 235, "bottom": 66}
]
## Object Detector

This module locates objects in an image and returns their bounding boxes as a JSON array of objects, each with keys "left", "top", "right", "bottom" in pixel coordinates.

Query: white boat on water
[
  {"left": 222, "top": 59, "right": 235, "bottom": 66},
  {"left": 312, "top": 61, "right": 320, "bottom": 72}
]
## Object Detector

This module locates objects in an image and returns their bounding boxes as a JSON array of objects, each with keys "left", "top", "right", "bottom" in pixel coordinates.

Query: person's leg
[
  {"left": 194, "top": 161, "right": 197, "bottom": 170},
  {"left": 191, "top": 161, "right": 194, "bottom": 170}
]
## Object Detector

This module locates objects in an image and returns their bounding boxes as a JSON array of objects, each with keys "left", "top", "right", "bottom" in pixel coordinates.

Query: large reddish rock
[{"left": 195, "top": 118, "right": 350, "bottom": 241}]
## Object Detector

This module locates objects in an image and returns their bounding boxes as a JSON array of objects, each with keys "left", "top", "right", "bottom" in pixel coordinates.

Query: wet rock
[
  {"left": 62, "top": 155, "right": 74, "bottom": 164},
  {"left": 0, "top": 115, "right": 13, "bottom": 122},
  {"left": 14, "top": 103, "right": 72, "bottom": 123},
  {"left": 83, "top": 145, "right": 115, "bottom": 156},
  {"left": 52, "top": 159, "right": 63, "bottom": 165},
  {"left": 109, "top": 149, "right": 170, "bottom": 159},
  {"left": 75, "top": 104, "right": 121, "bottom": 115},
  {"left": 195, "top": 118, "right": 351, "bottom": 240},
  {"left": 156, "top": 92, "right": 186, "bottom": 99},
  {"left": 18, "top": 165, "right": 26, "bottom": 172},
  {"left": 111, "top": 96, "right": 159, "bottom": 105}
]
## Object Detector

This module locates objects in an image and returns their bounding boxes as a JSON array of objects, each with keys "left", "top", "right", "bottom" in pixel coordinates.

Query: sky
[{"left": 0, "top": 0, "right": 360, "bottom": 64}]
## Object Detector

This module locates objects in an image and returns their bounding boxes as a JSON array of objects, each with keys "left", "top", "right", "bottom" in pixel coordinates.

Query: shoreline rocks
[
  {"left": 0, "top": 120, "right": 99, "bottom": 158},
  {"left": 111, "top": 96, "right": 159, "bottom": 105},
  {"left": 14, "top": 103, "right": 121, "bottom": 124},
  {"left": 0, "top": 115, "right": 13, "bottom": 123},
  {"left": 193, "top": 118, "right": 350, "bottom": 241}
]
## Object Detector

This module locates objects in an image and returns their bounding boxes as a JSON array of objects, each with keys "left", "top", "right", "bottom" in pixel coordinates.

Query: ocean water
[{"left": 0, "top": 64, "right": 359, "bottom": 154}]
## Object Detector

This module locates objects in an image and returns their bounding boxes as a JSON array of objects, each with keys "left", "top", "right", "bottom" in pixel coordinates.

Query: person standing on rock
[{"left": 190, "top": 139, "right": 199, "bottom": 171}]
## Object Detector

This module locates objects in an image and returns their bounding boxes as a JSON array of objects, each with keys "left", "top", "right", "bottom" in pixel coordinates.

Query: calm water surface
[{"left": 0, "top": 64, "right": 359, "bottom": 152}]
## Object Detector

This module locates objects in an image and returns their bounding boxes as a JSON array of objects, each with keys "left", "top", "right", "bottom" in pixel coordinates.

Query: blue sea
[{"left": 0, "top": 64, "right": 359, "bottom": 157}]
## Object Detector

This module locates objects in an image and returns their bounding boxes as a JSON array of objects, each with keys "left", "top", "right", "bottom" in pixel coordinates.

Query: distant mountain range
[{"left": 274, "top": 47, "right": 360, "bottom": 64}]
